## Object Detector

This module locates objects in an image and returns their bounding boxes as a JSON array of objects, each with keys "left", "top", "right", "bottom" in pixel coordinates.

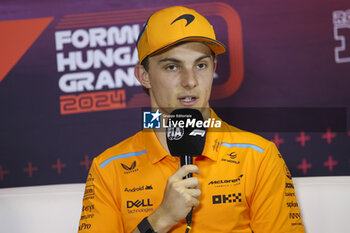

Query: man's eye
[
  {"left": 197, "top": 63, "right": 207, "bottom": 69},
  {"left": 166, "top": 65, "right": 177, "bottom": 71}
]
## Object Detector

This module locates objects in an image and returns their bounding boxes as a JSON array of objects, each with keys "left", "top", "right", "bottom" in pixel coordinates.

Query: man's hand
[{"left": 148, "top": 165, "right": 201, "bottom": 233}]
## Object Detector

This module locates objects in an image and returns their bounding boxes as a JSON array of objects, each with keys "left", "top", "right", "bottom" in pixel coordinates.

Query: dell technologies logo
[{"left": 127, "top": 199, "right": 153, "bottom": 208}]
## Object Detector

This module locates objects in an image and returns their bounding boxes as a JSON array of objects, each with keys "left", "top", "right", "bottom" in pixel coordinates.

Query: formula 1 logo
[{"left": 189, "top": 129, "right": 206, "bottom": 137}]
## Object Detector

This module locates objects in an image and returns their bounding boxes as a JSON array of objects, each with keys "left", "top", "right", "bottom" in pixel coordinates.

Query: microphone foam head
[{"left": 166, "top": 108, "right": 206, "bottom": 157}]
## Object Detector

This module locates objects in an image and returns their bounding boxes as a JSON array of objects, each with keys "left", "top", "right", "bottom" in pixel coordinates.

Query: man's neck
[{"left": 154, "top": 130, "right": 169, "bottom": 153}]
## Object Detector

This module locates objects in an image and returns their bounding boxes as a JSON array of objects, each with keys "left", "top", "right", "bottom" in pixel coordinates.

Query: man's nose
[{"left": 181, "top": 69, "right": 198, "bottom": 89}]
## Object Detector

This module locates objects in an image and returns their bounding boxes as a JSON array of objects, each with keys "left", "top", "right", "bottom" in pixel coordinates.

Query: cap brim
[{"left": 142, "top": 37, "right": 226, "bottom": 63}]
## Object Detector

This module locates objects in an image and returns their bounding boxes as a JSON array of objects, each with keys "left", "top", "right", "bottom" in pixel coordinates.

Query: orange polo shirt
[{"left": 78, "top": 110, "right": 305, "bottom": 233}]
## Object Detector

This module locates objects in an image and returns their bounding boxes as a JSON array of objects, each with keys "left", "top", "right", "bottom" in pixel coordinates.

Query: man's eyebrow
[
  {"left": 195, "top": 55, "right": 211, "bottom": 62},
  {"left": 158, "top": 55, "right": 212, "bottom": 64},
  {"left": 158, "top": 58, "right": 182, "bottom": 64}
]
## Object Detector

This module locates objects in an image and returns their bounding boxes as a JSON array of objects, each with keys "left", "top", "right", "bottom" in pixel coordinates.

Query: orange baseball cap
[{"left": 136, "top": 6, "right": 226, "bottom": 63}]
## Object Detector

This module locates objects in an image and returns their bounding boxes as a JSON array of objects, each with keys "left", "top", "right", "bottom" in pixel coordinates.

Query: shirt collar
[
  {"left": 142, "top": 129, "right": 169, "bottom": 164},
  {"left": 201, "top": 108, "right": 225, "bottom": 161}
]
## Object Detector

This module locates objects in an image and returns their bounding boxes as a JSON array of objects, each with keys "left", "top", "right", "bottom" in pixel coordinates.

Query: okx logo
[
  {"left": 143, "top": 110, "right": 161, "bottom": 129},
  {"left": 212, "top": 193, "right": 242, "bottom": 204},
  {"left": 127, "top": 199, "right": 153, "bottom": 208}
]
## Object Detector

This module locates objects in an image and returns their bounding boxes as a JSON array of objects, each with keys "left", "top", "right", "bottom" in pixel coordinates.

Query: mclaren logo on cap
[{"left": 171, "top": 14, "right": 195, "bottom": 26}]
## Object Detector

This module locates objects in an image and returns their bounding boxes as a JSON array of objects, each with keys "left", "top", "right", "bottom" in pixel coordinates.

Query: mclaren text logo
[{"left": 208, "top": 174, "right": 243, "bottom": 187}]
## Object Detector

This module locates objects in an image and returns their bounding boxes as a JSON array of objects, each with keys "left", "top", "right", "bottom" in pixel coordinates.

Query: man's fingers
[
  {"left": 187, "top": 188, "right": 201, "bottom": 198},
  {"left": 180, "top": 177, "right": 200, "bottom": 189},
  {"left": 173, "top": 165, "right": 200, "bottom": 180},
  {"left": 192, "top": 198, "right": 200, "bottom": 207}
]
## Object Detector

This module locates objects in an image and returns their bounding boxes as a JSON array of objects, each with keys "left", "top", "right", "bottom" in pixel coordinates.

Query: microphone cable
[
  {"left": 165, "top": 108, "right": 207, "bottom": 233},
  {"left": 185, "top": 207, "right": 193, "bottom": 233}
]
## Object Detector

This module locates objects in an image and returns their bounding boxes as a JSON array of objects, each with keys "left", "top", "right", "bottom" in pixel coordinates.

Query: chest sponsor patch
[{"left": 208, "top": 174, "right": 243, "bottom": 188}]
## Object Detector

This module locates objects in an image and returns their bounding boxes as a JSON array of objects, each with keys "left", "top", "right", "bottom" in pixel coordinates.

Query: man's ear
[{"left": 134, "top": 64, "right": 151, "bottom": 89}]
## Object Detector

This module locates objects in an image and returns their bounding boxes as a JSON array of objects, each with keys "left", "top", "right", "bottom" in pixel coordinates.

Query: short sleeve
[
  {"left": 78, "top": 158, "right": 124, "bottom": 233},
  {"left": 250, "top": 142, "right": 305, "bottom": 233}
]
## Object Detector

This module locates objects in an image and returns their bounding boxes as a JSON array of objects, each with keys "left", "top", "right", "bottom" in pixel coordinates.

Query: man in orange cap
[{"left": 78, "top": 6, "right": 305, "bottom": 233}]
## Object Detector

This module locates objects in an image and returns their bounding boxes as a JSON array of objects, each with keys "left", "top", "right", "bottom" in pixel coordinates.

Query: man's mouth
[
  {"left": 179, "top": 97, "right": 196, "bottom": 102},
  {"left": 178, "top": 96, "right": 198, "bottom": 106}
]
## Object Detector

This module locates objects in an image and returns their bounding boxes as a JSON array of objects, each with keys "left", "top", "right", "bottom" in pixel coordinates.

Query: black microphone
[{"left": 166, "top": 108, "right": 207, "bottom": 232}]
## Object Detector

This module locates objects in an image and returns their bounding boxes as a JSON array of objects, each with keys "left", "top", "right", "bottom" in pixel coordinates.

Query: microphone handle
[
  {"left": 181, "top": 155, "right": 193, "bottom": 179},
  {"left": 180, "top": 155, "right": 194, "bottom": 229}
]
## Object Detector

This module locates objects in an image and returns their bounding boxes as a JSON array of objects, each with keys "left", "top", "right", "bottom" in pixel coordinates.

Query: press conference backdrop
[{"left": 0, "top": 0, "right": 349, "bottom": 188}]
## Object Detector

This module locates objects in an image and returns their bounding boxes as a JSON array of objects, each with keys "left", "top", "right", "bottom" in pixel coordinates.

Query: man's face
[{"left": 145, "top": 42, "right": 216, "bottom": 116}]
